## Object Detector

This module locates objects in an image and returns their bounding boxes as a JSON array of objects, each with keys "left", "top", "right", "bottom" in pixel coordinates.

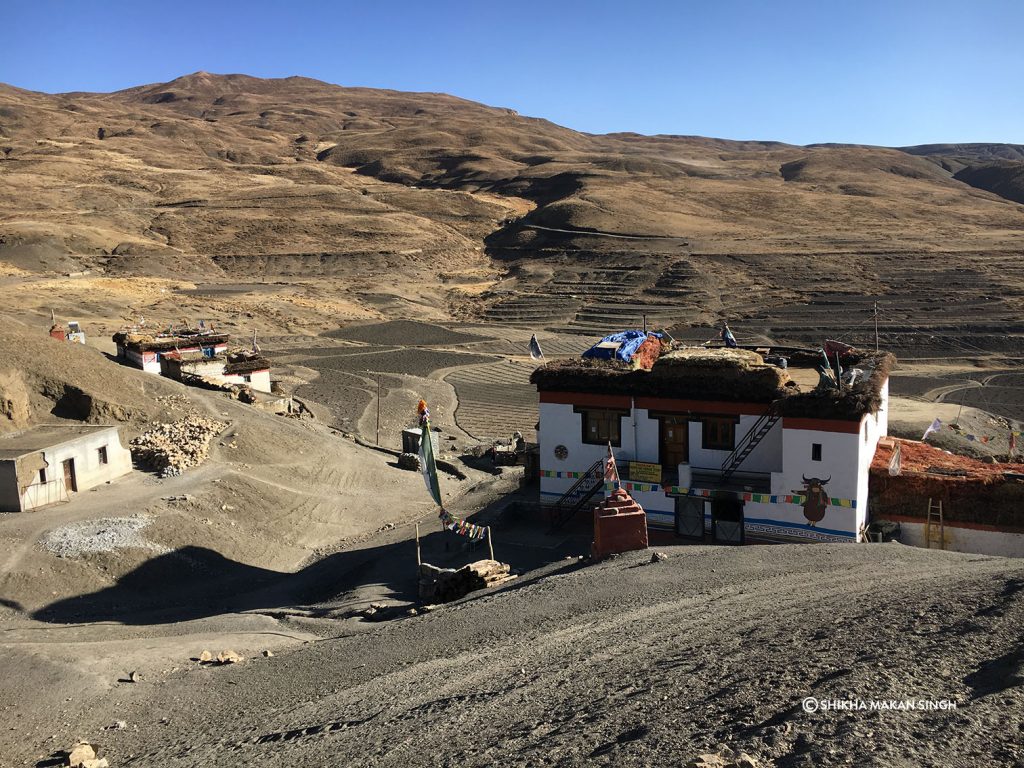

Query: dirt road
[{"left": 14, "top": 543, "right": 1022, "bottom": 768}]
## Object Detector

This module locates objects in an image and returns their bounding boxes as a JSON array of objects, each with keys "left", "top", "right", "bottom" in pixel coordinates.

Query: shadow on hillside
[
  {"left": 31, "top": 503, "right": 591, "bottom": 625},
  {"left": 31, "top": 539, "right": 416, "bottom": 626}
]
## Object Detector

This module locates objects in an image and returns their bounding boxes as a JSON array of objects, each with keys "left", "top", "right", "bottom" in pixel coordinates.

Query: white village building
[
  {"left": 0, "top": 425, "right": 133, "bottom": 512},
  {"left": 113, "top": 328, "right": 230, "bottom": 374},
  {"left": 159, "top": 349, "right": 272, "bottom": 393},
  {"left": 532, "top": 344, "right": 893, "bottom": 544}
]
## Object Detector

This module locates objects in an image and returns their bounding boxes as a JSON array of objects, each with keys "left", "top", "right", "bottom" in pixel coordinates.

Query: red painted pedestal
[{"left": 592, "top": 487, "right": 649, "bottom": 559}]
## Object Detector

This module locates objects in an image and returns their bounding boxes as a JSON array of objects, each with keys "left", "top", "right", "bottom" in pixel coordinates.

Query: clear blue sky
[{"left": 3, "top": 0, "right": 1022, "bottom": 146}]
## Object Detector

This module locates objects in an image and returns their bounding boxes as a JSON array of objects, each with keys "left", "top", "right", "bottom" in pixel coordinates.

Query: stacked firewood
[{"left": 419, "top": 559, "right": 515, "bottom": 602}]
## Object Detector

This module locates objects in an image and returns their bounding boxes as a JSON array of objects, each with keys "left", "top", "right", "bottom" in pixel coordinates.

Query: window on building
[
  {"left": 702, "top": 417, "right": 737, "bottom": 451},
  {"left": 811, "top": 443, "right": 822, "bottom": 461},
  {"left": 38, "top": 468, "right": 47, "bottom": 484},
  {"left": 574, "top": 406, "right": 627, "bottom": 446},
  {"left": 243, "top": 374, "right": 252, "bottom": 383},
  {"left": 98, "top": 446, "right": 108, "bottom": 465}
]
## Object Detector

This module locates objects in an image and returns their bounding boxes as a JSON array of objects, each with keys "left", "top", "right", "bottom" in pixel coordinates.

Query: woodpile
[
  {"left": 397, "top": 452, "right": 422, "bottom": 471},
  {"left": 419, "top": 559, "right": 515, "bottom": 602},
  {"left": 130, "top": 414, "right": 227, "bottom": 477}
]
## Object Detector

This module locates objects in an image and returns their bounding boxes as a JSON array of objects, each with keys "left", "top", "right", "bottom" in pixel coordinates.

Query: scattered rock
[
  {"left": 130, "top": 414, "right": 227, "bottom": 477},
  {"left": 128, "top": 670, "right": 140, "bottom": 683},
  {"left": 198, "top": 650, "right": 213, "bottom": 663},
  {"left": 650, "top": 551, "right": 669, "bottom": 563},
  {"left": 104, "top": 720, "right": 128, "bottom": 731},
  {"left": 685, "top": 751, "right": 758, "bottom": 768},
  {"left": 216, "top": 650, "right": 243, "bottom": 665},
  {"left": 262, "top": 650, "right": 274, "bottom": 658},
  {"left": 65, "top": 741, "right": 98, "bottom": 767}
]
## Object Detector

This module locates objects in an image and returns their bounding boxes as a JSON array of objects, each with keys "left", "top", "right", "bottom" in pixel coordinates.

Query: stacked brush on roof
[{"left": 581, "top": 330, "right": 665, "bottom": 370}]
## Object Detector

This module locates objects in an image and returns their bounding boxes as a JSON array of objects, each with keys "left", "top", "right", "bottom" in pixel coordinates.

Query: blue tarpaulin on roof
[{"left": 582, "top": 330, "right": 661, "bottom": 363}]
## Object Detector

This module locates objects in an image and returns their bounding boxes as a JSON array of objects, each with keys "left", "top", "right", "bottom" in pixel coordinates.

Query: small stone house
[
  {"left": 159, "top": 350, "right": 272, "bottom": 393},
  {"left": 0, "top": 425, "right": 132, "bottom": 512}
]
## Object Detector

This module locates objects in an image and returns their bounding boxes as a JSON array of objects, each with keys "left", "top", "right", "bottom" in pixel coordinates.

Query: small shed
[
  {"left": 402, "top": 427, "right": 440, "bottom": 455},
  {"left": 0, "top": 425, "right": 132, "bottom": 512}
]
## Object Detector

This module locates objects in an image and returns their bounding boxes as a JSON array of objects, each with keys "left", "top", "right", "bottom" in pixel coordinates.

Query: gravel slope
[{"left": 71, "top": 544, "right": 1024, "bottom": 767}]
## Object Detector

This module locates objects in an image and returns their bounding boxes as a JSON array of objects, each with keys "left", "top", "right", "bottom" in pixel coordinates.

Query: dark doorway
[
  {"left": 61, "top": 458, "right": 77, "bottom": 493},
  {"left": 658, "top": 415, "right": 689, "bottom": 470},
  {"left": 675, "top": 496, "right": 705, "bottom": 540},
  {"left": 711, "top": 497, "right": 744, "bottom": 544}
]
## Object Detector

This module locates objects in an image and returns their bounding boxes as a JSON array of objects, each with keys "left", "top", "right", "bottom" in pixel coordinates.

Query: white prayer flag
[
  {"left": 529, "top": 333, "right": 544, "bottom": 360},
  {"left": 922, "top": 418, "right": 942, "bottom": 441}
]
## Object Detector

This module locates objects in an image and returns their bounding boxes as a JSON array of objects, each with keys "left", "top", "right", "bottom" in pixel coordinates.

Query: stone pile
[
  {"left": 64, "top": 741, "right": 108, "bottom": 767},
  {"left": 419, "top": 559, "right": 515, "bottom": 602},
  {"left": 130, "top": 414, "right": 227, "bottom": 477}
]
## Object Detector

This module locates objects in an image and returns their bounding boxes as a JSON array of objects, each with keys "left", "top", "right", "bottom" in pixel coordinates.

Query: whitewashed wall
[
  {"left": 539, "top": 402, "right": 624, "bottom": 502},
  {"left": 29, "top": 428, "right": 132, "bottom": 500},
  {"left": 896, "top": 520, "right": 1024, "bottom": 557},
  {"left": 685, "top": 414, "right": 783, "bottom": 474}
]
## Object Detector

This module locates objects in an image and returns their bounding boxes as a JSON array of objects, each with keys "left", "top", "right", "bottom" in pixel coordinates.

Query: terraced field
[
  {"left": 445, "top": 361, "right": 539, "bottom": 440},
  {"left": 478, "top": 248, "right": 1024, "bottom": 364},
  {"left": 326, "top": 320, "right": 491, "bottom": 346}
]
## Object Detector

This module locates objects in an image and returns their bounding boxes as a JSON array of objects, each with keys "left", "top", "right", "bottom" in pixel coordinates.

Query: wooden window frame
[
  {"left": 574, "top": 406, "right": 628, "bottom": 447},
  {"left": 701, "top": 416, "right": 739, "bottom": 451}
]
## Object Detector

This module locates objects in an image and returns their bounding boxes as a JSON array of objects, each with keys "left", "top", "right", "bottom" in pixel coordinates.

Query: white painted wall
[
  {"left": 239, "top": 369, "right": 272, "bottom": 393},
  {"left": 685, "top": 414, "right": 783, "bottom": 474},
  {"left": 896, "top": 520, "right": 1024, "bottom": 558},
  {"left": 772, "top": 425, "right": 862, "bottom": 537},
  {"left": 632, "top": 408, "right": 660, "bottom": 464},
  {"left": 539, "top": 401, "right": 626, "bottom": 502},
  {"left": 119, "top": 346, "right": 162, "bottom": 374},
  {"left": 27, "top": 428, "right": 132, "bottom": 502}
]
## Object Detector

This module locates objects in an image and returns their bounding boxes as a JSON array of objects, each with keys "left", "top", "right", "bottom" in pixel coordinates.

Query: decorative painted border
[
  {"left": 599, "top": 479, "right": 857, "bottom": 509},
  {"left": 538, "top": 470, "right": 858, "bottom": 508},
  {"left": 646, "top": 513, "right": 854, "bottom": 541}
]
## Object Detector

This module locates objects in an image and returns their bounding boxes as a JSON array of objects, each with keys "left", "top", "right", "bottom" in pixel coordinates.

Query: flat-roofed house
[
  {"left": 0, "top": 425, "right": 133, "bottom": 512},
  {"left": 113, "top": 328, "right": 230, "bottom": 374},
  {"left": 159, "top": 349, "right": 272, "bottom": 393},
  {"left": 533, "top": 344, "right": 894, "bottom": 544}
]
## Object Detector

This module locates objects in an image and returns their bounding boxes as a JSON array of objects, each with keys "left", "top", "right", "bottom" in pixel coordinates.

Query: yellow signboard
[{"left": 628, "top": 461, "right": 662, "bottom": 483}]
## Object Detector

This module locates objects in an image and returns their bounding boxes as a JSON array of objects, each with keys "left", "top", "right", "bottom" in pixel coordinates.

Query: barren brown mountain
[{"left": 3, "top": 74, "right": 1024, "bottom": 768}]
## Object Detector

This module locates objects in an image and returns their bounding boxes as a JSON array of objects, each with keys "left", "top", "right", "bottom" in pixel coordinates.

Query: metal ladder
[
  {"left": 721, "top": 402, "right": 781, "bottom": 483},
  {"left": 549, "top": 459, "right": 604, "bottom": 530},
  {"left": 925, "top": 498, "right": 945, "bottom": 549}
]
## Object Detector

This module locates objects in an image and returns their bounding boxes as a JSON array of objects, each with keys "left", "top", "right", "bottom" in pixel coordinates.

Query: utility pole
[
  {"left": 376, "top": 373, "right": 381, "bottom": 445},
  {"left": 873, "top": 301, "right": 879, "bottom": 352}
]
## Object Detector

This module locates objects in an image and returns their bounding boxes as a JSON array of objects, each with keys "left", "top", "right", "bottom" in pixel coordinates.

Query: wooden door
[
  {"left": 62, "top": 458, "right": 77, "bottom": 493},
  {"left": 659, "top": 416, "right": 689, "bottom": 468}
]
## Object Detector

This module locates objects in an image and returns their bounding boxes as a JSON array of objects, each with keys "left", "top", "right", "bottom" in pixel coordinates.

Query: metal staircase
[
  {"left": 549, "top": 459, "right": 605, "bottom": 530},
  {"left": 720, "top": 402, "right": 781, "bottom": 483}
]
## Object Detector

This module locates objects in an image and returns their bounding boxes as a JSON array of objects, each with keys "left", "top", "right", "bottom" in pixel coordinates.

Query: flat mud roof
[{"left": 0, "top": 424, "right": 118, "bottom": 459}]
